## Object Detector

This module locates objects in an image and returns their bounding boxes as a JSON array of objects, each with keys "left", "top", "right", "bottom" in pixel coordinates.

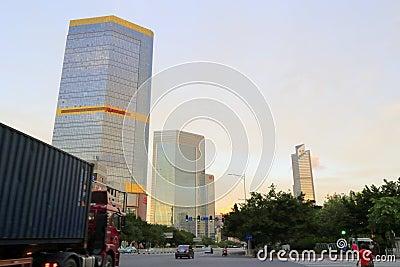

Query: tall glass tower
[
  {"left": 149, "top": 130, "right": 207, "bottom": 237},
  {"left": 52, "top": 16, "right": 153, "bottom": 219},
  {"left": 291, "top": 144, "right": 316, "bottom": 201}
]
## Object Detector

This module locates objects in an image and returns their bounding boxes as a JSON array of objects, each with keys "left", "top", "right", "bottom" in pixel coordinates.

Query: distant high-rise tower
[
  {"left": 52, "top": 15, "right": 153, "bottom": 219},
  {"left": 291, "top": 144, "right": 316, "bottom": 201},
  {"left": 149, "top": 130, "right": 207, "bottom": 237}
]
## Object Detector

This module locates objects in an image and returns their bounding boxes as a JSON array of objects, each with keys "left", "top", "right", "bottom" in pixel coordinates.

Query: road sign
[
  {"left": 163, "top": 232, "right": 173, "bottom": 238},
  {"left": 193, "top": 237, "right": 202, "bottom": 242},
  {"left": 246, "top": 234, "right": 252, "bottom": 241}
]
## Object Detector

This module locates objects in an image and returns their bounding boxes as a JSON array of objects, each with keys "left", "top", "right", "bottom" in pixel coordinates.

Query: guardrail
[
  {"left": 130, "top": 247, "right": 246, "bottom": 256},
  {"left": 137, "top": 248, "right": 175, "bottom": 254}
]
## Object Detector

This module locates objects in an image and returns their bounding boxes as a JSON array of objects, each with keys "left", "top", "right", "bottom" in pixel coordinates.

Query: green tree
[
  {"left": 143, "top": 223, "right": 166, "bottom": 247},
  {"left": 368, "top": 196, "right": 400, "bottom": 248},
  {"left": 223, "top": 184, "right": 318, "bottom": 249},
  {"left": 317, "top": 178, "right": 400, "bottom": 242},
  {"left": 120, "top": 213, "right": 145, "bottom": 243},
  {"left": 201, "top": 236, "right": 214, "bottom": 246},
  {"left": 317, "top": 194, "right": 353, "bottom": 240},
  {"left": 171, "top": 229, "right": 194, "bottom": 246}
]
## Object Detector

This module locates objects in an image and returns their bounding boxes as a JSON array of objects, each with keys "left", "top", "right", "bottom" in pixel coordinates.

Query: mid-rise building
[
  {"left": 149, "top": 130, "right": 207, "bottom": 237},
  {"left": 91, "top": 162, "right": 108, "bottom": 190},
  {"left": 291, "top": 144, "right": 316, "bottom": 201},
  {"left": 52, "top": 15, "right": 153, "bottom": 219}
]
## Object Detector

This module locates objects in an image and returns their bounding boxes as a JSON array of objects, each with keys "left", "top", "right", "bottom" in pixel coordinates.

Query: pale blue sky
[{"left": 1, "top": 1, "right": 399, "bottom": 211}]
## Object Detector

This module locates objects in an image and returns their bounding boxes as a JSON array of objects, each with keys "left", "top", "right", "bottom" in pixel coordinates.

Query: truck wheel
[
  {"left": 105, "top": 255, "right": 113, "bottom": 267},
  {"left": 64, "top": 258, "right": 77, "bottom": 267}
]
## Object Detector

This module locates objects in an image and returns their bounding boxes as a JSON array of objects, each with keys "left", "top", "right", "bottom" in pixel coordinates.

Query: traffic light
[
  {"left": 221, "top": 217, "right": 225, "bottom": 223},
  {"left": 209, "top": 215, "right": 213, "bottom": 221},
  {"left": 185, "top": 214, "right": 189, "bottom": 222},
  {"left": 197, "top": 215, "right": 201, "bottom": 222}
]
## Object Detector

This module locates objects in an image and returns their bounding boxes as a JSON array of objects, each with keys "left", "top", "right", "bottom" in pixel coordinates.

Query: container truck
[{"left": 0, "top": 122, "right": 126, "bottom": 267}]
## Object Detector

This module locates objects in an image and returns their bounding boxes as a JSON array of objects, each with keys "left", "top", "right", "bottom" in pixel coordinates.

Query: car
[
  {"left": 118, "top": 245, "right": 137, "bottom": 254},
  {"left": 124, "top": 246, "right": 137, "bottom": 253},
  {"left": 175, "top": 245, "right": 194, "bottom": 259},
  {"left": 204, "top": 246, "right": 213, "bottom": 254}
]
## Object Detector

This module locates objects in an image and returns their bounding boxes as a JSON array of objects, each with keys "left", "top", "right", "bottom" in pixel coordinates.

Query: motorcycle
[{"left": 222, "top": 248, "right": 228, "bottom": 256}]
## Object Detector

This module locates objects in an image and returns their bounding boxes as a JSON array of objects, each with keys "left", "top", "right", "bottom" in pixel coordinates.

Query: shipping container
[{"left": 0, "top": 122, "right": 93, "bottom": 245}]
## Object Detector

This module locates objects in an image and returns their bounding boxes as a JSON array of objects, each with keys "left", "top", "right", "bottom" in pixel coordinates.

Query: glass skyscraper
[
  {"left": 149, "top": 130, "right": 207, "bottom": 237},
  {"left": 291, "top": 144, "right": 316, "bottom": 201},
  {"left": 52, "top": 15, "right": 153, "bottom": 219}
]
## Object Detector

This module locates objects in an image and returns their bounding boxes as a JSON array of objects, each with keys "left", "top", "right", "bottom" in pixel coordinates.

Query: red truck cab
[{"left": 87, "top": 189, "right": 126, "bottom": 267}]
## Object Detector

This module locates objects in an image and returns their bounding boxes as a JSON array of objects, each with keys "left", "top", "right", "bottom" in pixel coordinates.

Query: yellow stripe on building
[
  {"left": 56, "top": 105, "right": 105, "bottom": 116},
  {"left": 70, "top": 15, "right": 154, "bottom": 38},
  {"left": 56, "top": 105, "right": 150, "bottom": 123},
  {"left": 126, "top": 183, "right": 146, "bottom": 194}
]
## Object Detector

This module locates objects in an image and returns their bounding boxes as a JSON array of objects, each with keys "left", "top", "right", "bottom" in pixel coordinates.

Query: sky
[{"left": 1, "top": 1, "right": 399, "bottom": 213}]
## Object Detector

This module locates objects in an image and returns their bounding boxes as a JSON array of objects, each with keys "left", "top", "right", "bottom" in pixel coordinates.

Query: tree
[
  {"left": 121, "top": 214, "right": 194, "bottom": 247},
  {"left": 317, "top": 194, "right": 353, "bottom": 240},
  {"left": 368, "top": 196, "right": 400, "bottom": 248},
  {"left": 201, "top": 236, "right": 214, "bottom": 246},
  {"left": 223, "top": 184, "right": 318, "bottom": 249},
  {"left": 143, "top": 224, "right": 166, "bottom": 247},
  {"left": 317, "top": 177, "right": 400, "bottom": 242},
  {"left": 120, "top": 213, "right": 145, "bottom": 243},
  {"left": 171, "top": 229, "right": 194, "bottom": 246}
]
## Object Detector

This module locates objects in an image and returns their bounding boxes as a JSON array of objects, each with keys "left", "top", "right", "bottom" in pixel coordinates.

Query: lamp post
[
  {"left": 228, "top": 173, "right": 250, "bottom": 254},
  {"left": 228, "top": 173, "right": 246, "bottom": 203}
]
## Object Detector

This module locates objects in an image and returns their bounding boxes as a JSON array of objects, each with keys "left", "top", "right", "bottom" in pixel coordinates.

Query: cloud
[{"left": 311, "top": 156, "right": 325, "bottom": 170}]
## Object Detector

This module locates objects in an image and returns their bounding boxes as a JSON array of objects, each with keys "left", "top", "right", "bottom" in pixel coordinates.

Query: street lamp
[
  {"left": 228, "top": 173, "right": 246, "bottom": 203},
  {"left": 229, "top": 173, "right": 250, "bottom": 255}
]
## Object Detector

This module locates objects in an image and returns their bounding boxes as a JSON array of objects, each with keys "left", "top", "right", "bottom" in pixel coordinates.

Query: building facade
[
  {"left": 205, "top": 174, "right": 216, "bottom": 239},
  {"left": 52, "top": 15, "right": 153, "bottom": 219},
  {"left": 149, "top": 130, "right": 208, "bottom": 237},
  {"left": 291, "top": 144, "right": 316, "bottom": 201}
]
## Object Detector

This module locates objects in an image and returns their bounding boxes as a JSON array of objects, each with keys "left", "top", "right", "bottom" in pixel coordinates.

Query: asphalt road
[
  {"left": 120, "top": 249, "right": 302, "bottom": 267},
  {"left": 119, "top": 249, "right": 398, "bottom": 267}
]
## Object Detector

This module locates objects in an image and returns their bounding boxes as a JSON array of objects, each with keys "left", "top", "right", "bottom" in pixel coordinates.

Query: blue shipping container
[{"left": 0, "top": 122, "right": 93, "bottom": 245}]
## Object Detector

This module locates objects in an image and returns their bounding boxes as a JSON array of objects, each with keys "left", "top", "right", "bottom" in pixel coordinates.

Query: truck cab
[{"left": 88, "top": 188, "right": 126, "bottom": 267}]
